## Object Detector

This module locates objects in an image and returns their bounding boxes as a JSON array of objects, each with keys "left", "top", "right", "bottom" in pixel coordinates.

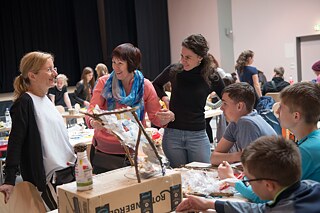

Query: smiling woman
[
  {"left": 152, "top": 34, "right": 225, "bottom": 168},
  {"left": 86, "top": 43, "right": 175, "bottom": 174},
  {"left": 0, "top": 51, "right": 77, "bottom": 211}
]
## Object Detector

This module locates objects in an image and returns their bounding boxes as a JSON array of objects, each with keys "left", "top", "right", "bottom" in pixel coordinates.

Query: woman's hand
[
  {"left": 0, "top": 184, "right": 14, "bottom": 203},
  {"left": 90, "top": 119, "right": 105, "bottom": 130},
  {"left": 84, "top": 101, "right": 90, "bottom": 108},
  {"left": 161, "top": 96, "right": 170, "bottom": 110},
  {"left": 155, "top": 108, "right": 175, "bottom": 126}
]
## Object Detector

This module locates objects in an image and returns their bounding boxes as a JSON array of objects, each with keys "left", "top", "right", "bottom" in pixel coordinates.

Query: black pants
[
  {"left": 205, "top": 117, "right": 214, "bottom": 143},
  {"left": 90, "top": 144, "right": 131, "bottom": 174},
  {"left": 41, "top": 166, "right": 75, "bottom": 210}
]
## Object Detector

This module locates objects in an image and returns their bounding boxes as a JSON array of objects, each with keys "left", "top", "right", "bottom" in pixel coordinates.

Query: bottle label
[{"left": 75, "top": 155, "right": 93, "bottom": 190}]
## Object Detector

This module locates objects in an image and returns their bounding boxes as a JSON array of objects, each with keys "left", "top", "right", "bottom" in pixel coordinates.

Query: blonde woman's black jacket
[{"left": 4, "top": 93, "right": 47, "bottom": 192}]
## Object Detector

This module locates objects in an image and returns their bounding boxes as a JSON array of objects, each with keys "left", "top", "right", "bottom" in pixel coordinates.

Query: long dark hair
[
  {"left": 175, "top": 34, "right": 218, "bottom": 86},
  {"left": 235, "top": 50, "right": 254, "bottom": 73},
  {"left": 81, "top": 67, "right": 95, "bottom": 101}
]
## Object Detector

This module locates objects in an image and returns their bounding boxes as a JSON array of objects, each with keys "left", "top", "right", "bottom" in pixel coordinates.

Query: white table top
[{"left": 204, "top": 108, "right": 223, "bottom": 119}]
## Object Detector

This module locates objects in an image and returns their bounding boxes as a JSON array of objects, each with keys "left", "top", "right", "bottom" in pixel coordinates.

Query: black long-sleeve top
[
  {"left": 153, "top": 63, "right": 225, "bottom": 131},
  {"left": 74, "top": 80, "right": 91, "bottom": 107}
]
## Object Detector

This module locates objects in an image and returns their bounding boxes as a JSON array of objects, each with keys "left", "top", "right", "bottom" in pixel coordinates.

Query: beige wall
[
  {"left": 168, "top": 0, "right": 221, "bottom": 64},
  {"left": 168, "top": 0, "right": 320, "bottom": 81},
  {"left": 232, "top": 0, "right": 320, "bottom": 82}
]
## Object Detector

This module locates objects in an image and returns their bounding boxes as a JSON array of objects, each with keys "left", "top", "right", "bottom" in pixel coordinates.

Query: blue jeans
[{"left": 162, "top": 128, "right": 211, "bottom": 168}]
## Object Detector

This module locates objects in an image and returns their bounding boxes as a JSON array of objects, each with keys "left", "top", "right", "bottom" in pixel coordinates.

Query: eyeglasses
[
  {"left": 242, "top": 177, "right": 279, "bottom": 187},
  {"left": 46, "top": 67, "right": 57, "bottom": 73}
]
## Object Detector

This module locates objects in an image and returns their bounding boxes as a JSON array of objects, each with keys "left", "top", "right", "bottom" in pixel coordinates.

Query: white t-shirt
[{"left": 27, "top": 92, "right": 76, "bottom": 183}]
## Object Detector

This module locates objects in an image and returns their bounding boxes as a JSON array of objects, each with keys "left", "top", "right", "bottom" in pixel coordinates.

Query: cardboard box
[{"left": 57, "top": 167, "right": 182, "bottom": 213}]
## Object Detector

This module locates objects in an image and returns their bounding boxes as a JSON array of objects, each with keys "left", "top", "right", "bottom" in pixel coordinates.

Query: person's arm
[
  {"left": 144, "top": 79, "right": 174, "bottom": 127},
  {"left": 48, "top": 87, "right": 55, "bottom": 104},
  {"left": 234, "top": 182, "right": 268, "bottom": 203},
  {"left": 176, "top": 195, "right": 265, "bottom": 213},
  {"left": 63, "top": 92, "right": 72, "bottom": 109},
  {"left": 215, "top": 200, "right": 265, "bottom": 213},
  {"left": 48, "top": 94, "right": 55, "bottom": 105},
  {"left": 86, "top": 76, "right": 108, "bottom": 129},
  {"left": 210, "top": 138, "right": 242, "bottom": 166},
  {"left": 210, "top": 72, "right": 225, "bottom": 99},
  {"left": 252, "top": 74, "right": 262, "bottom": 97},
  {"left": 176, "top": 195, "right": 215, "bottom": 212},
  {"left": 74, "top": 82, "right": 86, "bottom": 106},
  {"left": 1, "top": 95, "right": 30, "bottom": 202},
  {"left": 152, "top": 64, "right": 172, "bottom": 109}
]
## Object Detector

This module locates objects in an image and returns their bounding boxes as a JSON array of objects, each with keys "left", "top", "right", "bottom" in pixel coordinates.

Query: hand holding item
[
  {"left": 218, "top": 161, "right": 236, "bottom": 180},
  {"left": 155, "top": 108, "right": 175, "bottom": 126},
  {"left": 0, "top": 184, "right": 14, "bottom": 203},
  {"left": 161, "top": 96, "right": 170, "bottom": 110},
  {"left": 84, "top": 101, "right": 90, "bottom": 108},
  {"left": 90, "top": 119, "right": 105, "bottom": 131}
]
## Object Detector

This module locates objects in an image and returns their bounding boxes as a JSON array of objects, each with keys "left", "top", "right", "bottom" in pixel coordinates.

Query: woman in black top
[
  {"left": 74, "top": 67, "right": 95, "bottom": 108},
  {"left": 153, "top": 34, "right": 225, "bottom": 168},
  {"left": 48, "top": 74, "right": 72, "bottom": 109}
]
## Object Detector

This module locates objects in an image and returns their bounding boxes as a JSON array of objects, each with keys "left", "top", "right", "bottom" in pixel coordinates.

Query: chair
[
  {"left": 0, "top": 181, "right": 46, "bottom": 213},
  {"left": 265, "top": 92, "right": 280, "bottom": 102}
]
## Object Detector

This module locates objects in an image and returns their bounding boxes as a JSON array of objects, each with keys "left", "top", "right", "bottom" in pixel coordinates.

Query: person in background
[
  {"left": 231, "top": 72, "right": 239, "bottom": 83},
  {"left": 218, "top": 82, "right": 320, "bottom": 203},
  {"left": 86, "top": 43, "right": 174, "bottom": 174},
  {"left": 74, "top": 67, "right": 95, "bottom": 108},
  {"left": 235, "top": 50, "right": 262, "bottom": 106},
  {"left": 153, "top": 34, "right": 225, "bottom": 168},
  {"left": 206, "top": 53, "right": 225, "bottom": 143},
  {"left": 94, "top": 63, "right": 109, "bottom": 87},
  {"left": 311, "top": 59, "right": 320, "bottom": 83},
  {"left": 210, "top": 82, "right": 276, "bottom": 166},
  {"left": 177, "top": 136, "right": 320, "bottom": 213},
  {"left": 262, "top": 66, "right": 290, "bottom": 95},
  {"left": 0, "top": 51, "right": 76, "bottom": 210},
  {"left": 48, "top": 74, "right": 72, "bottom": 109},
  {"left": 257, "top": 70, "right": 267, "bottom": 88}
]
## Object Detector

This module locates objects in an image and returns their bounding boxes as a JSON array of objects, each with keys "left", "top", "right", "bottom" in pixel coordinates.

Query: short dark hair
[
  {"left": 280, "top": 82, "right": 320, "bottom": 124},
  {"left": 112, "top": 43, "right": 141, "bottom": 73},
  {"left": 241, "top": 136, "right": 301, "bottom": 187},
  {"left": 222, "top": 82, "right": 255, "bottom": 112}
]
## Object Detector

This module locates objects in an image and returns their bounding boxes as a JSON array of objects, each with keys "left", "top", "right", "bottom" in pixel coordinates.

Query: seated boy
[
  {"left": 218, "top": 82, "right": 320, "bottom": 203},
  {"left": 176, "top": 136, "right": 320, "bottom": 213},
  {"left": 210, "top": 82, "right": 276, "bottom": 165}
]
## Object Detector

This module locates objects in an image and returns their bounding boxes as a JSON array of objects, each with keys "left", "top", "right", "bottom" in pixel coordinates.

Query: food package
[{"left": 91, "top": 106, "right": 169, "bottom": 178}]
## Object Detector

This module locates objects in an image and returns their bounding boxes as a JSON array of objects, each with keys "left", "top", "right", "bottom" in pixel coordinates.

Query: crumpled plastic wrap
[
  {"left": 92, "top": 106, "right": 168, "bottom": 178},
  {"left": 176, "top": 168, "right": 235, "bottom": 196}
]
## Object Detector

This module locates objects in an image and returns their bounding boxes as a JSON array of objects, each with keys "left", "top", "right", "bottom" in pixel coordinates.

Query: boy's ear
[
  {"left": 264, "top": 180, "right": 277, "bottom": 192},
  {"left": 237, "top": 102, "right": 244, "bottom": 111},
  {"left": 293, "top": 112, "right": 301, "bottom": 121}
]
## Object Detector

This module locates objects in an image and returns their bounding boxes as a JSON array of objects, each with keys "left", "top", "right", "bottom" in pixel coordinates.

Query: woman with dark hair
[
  {"left": 74, "top": 67, "right": 95, "bottom": 107},
  {"left": 235, "top": 50, "right": 262, "bottom": 98},
  {"left": 86, "top": 43, "right": 174, "bottom": 174},
  {"left": 153, "top": 34, "right": 225, "bottom": 168}
]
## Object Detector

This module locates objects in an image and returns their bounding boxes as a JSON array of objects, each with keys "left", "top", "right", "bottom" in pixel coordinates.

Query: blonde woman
[
  {"left": 0, "top": 51, "right": 76, "bottom": 210},
  {"left": 48, "top": 74, "right": 72, "bottom": 109},
  {"left": 94, "top": 63, "right": 109, "bottom": 87}
]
